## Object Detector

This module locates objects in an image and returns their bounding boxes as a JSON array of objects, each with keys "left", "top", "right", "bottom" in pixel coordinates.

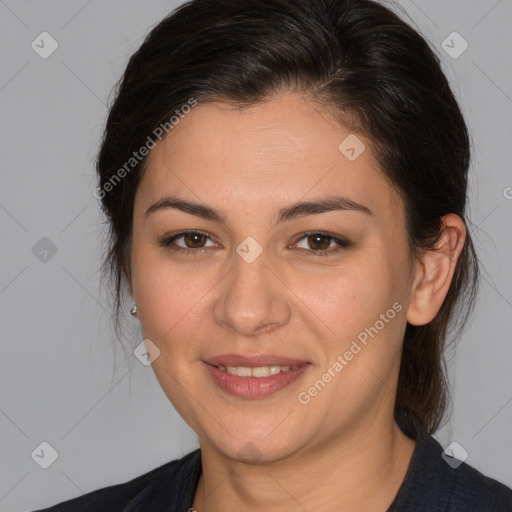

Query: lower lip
[{"left": 203, "top": 362, "right": 311, "bottom": 399}]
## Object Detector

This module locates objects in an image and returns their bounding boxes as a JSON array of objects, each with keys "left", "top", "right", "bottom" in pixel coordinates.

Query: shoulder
[
  {"left": 447, "top": 457, "right": 512, "bottom": 511},
  {"left": 394, "top": 435, "right": 512, "bottom": 511},
  {"left": 390, "top": 409, "right": 512, "bottom": 511},
  {"left": 31, "top": 449, "right": 201, "bottom": 511}
]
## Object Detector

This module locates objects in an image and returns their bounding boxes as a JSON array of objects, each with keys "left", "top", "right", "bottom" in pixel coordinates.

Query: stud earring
[{"left": 130, "top": 303, "right": 138, "bottom": 316}]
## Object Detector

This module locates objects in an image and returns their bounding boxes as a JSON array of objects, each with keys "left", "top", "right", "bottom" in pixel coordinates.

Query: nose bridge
[{"left": 213, "top": 243, "right": 290, "bottom": 335}]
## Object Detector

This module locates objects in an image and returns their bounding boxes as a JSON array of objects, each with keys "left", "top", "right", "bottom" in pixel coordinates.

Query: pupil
[
  {"left": 310, "top": 234, "right": 329, "bottom": 250},
  {"left": 187, "top": 233, "right": 204, "bottom": 248}
]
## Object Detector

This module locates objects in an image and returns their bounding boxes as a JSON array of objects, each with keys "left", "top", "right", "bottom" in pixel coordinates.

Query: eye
[
  {"left": 159, "top": 230, "right": 351, "bottom": 258},
  {"left": 158, "top": 230, "right": 218, "bottom": 255},
  {"left": 292, "top": 231, "right": 352, "bottom": 257}
]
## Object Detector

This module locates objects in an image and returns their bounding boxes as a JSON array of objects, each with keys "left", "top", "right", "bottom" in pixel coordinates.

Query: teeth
[
  {"left": 228, "top": 366, "right": 251, "bottom": 377},
  {"left": 253, "top": 366, "right": 270, "bottom": 377},
  {"left": 220, "top": 364, "right": 301, "bottom": 377}
]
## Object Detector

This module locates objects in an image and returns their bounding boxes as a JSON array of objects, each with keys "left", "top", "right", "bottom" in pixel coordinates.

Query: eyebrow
[{"left": 145, "top": 195, "right": 373, "bottom": 225}]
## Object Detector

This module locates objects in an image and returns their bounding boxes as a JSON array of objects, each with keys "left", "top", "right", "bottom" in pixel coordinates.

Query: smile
[
  {"left": 203, "top": 360, "right": 311, "bottom": 399},
  {"left": 217, "top": 364, "right": 302, "bottom": 378}
]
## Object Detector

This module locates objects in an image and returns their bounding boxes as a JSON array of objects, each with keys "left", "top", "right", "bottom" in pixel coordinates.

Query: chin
[{"left": 199, "top": 421, "right": 309, "bottom": 465}]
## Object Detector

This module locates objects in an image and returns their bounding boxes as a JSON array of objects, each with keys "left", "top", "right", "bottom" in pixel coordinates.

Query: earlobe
[{"left": 406, "top": 214, "right": 466, "bottom": 326}]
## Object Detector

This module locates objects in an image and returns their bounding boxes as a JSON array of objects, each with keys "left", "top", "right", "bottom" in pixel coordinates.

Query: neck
[{"left": 192, "top": 407, "right": 416, "bottom": 512}]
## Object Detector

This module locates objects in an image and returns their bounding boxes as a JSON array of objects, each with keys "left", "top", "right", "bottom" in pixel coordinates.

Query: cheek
[
  {"left": 314, "top": 256, "right": 403, "bottom": 339},
  {"left": 305, "top": 250, "right": 408, "bottom": 400},
  {"left": 131, "top": 229, "right": 409, "bottom": 361},
  {"left": 298, "top": 264, "right": 407, "bottom": 415},
  {"left": 131, "top": 248, "right": 219, "bottom": 357}
]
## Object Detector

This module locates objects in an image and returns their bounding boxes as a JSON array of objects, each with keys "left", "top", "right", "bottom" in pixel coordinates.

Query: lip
[
  {"left": 204, "top": 353, "right": 310, "bottom": 367},
  {"left": 202, "top": 354, "right": 311, "bottom": 399}
]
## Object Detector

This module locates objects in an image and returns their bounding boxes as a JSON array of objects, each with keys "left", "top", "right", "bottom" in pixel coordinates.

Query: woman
[{"left": 34, "top": 0, "right": 512, "bottom": 510}]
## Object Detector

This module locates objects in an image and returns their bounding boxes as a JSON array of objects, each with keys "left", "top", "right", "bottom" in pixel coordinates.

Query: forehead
[{"left": 137, "top": 92, "right": 401, "bottom": 222}]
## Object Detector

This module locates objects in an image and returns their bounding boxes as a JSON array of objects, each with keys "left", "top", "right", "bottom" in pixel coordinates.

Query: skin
[{"left": 129, "top": 92, "right": 466, "bottom": 511}]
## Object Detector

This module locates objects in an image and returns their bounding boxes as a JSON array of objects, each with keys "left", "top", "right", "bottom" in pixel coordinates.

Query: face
[{"left": 130, "top": 92, "right": 415, "bottom": 463}]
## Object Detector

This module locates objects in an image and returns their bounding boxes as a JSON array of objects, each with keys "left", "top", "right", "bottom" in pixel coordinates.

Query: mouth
[
  {"left": 203, "top": 354, "right": 311, "bottom": 399},
  {"left": 215, "top": 363, "right": 304, "bottom": 378}
]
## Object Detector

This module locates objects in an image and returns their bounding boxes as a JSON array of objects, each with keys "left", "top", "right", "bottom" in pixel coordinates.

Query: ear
[{"left": 407, "top": 214, "right": 466, "bottom": 326}]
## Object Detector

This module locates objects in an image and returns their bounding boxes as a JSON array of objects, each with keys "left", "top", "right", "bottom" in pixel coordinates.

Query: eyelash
[{"left": 158, "top": 230, "right": 352, "bottom": 258}]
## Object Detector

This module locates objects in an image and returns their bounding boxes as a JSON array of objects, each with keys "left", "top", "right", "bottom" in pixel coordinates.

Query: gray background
[{"left": 0, "top": 1, "right": 510, "bottom": 510}]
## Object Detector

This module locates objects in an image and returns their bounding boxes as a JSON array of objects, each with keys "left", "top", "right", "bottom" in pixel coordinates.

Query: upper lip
[{"left": 204, "top": 354, "right": 310, "bottom": 368}]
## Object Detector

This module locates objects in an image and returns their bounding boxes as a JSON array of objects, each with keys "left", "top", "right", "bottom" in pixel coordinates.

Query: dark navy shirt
[{"left": 32, "top": 409, "right": 512, "bottom": 511}]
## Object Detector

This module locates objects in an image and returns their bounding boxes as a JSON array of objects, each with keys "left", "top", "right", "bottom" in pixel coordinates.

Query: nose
[{"left": 212, "top": 251, "right": 292, "bottom": 337}]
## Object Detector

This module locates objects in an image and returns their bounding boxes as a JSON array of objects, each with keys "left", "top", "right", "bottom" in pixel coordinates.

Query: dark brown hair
[{"left": 96, "top": 0, "right": 479, "bottom": 433}]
